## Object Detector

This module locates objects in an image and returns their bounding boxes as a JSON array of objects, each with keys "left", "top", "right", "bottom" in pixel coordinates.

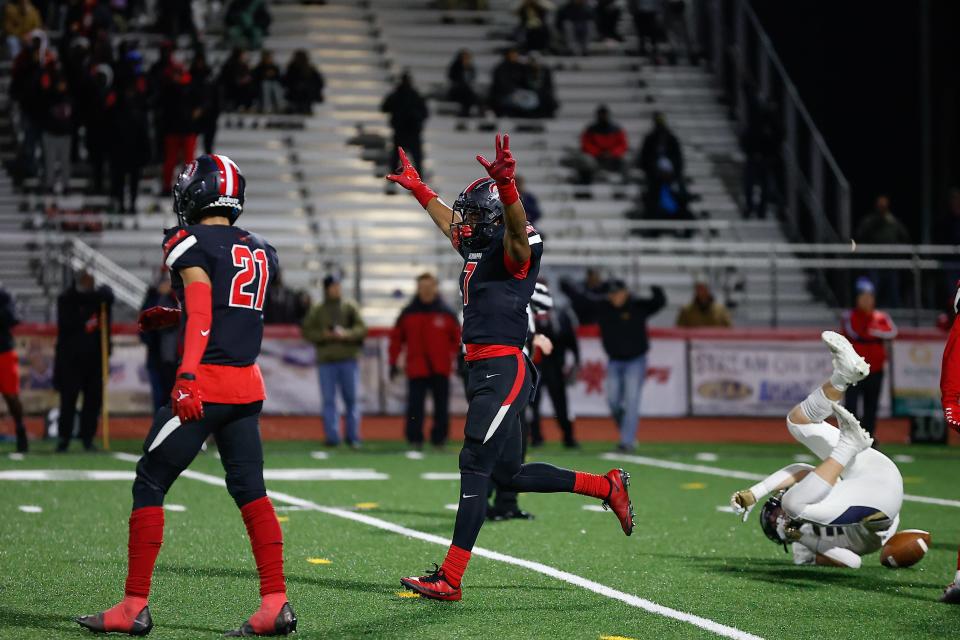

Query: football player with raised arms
[
  {"left": 730, "top": 331, "right": 904, "bottom": 569},
  {"left": 386, "top": 135, "right": 635, "bottom": 601},
  {"left": 75, "top": 155, "right": 297, "bottom": 636}
]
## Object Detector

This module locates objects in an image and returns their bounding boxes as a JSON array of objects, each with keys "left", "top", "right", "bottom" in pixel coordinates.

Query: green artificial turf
[{"left": 0, "top": 439, "right": 957, "bottom": 639}]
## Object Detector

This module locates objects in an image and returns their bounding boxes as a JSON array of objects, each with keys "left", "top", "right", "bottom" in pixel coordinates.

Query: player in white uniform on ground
[{"left": 730, "top": 331, "right": 904, "bottom": 568}]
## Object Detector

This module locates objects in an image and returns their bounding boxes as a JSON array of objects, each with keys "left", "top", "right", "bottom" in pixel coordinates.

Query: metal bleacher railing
[{"left": 710, "top": 0, "right": 852, "bottom": 244}]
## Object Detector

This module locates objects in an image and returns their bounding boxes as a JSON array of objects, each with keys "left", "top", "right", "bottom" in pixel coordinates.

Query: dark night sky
[{"left": 750, "top": 0, "right": 960, "bottom": 241}]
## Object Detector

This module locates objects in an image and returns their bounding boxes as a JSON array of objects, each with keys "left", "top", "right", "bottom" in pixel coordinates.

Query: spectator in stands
[
  {"left": 447, "top": 49, "right": 482, "bottom": 117},
  {"left": 190, "top": 50, "right": 219, "bottom": 155},
  {"left": 219, "top": 46, "right": 257, "bottom": 112},
  {"left": 146, "top": 40, "right": 177, "bottom": 159},
  {"left": 561, "top": 278, "right": 666, "bottom": 452},
  {"left": 740, "top": 91, "right": 783, "bottom": 219},
  {"left": 263, "top": 269, "right": 310, "bottom": 325},
  {"left": 388, "top": 273, "right": 461, "bottom": 450},
  {"left": 159, "top": 62, "right": 199, "bottom": 195},
  {"left": 842, "top": 277, "right": 897, "bottom": 441},
  {"left": 556, "top": 0, "right": 592, "bottom": 56},
  {"left": 10, "top": 34, "right": 47, "bottom": 183},
  {"left": 283, "top": 49, "right": 324, "bottom": 114},
  {"left": 0, "top": 286, "right": 27, "bottom": 453},
  {"left": 39, "top": 58, "right": 74, "bottom": 194},
  {"left": 140, "top": 271, "right": 178, "bottom": 412},
  {"left": 382, "top": 71, "right": 428, "bottom": 173},
  {"left": 254, "top": 49, "right": 283, "bottom": 114},
  {"left": 575, "top": 104, "right": 628, "bottom": 184},
  {"left": 526, "top": 52, "right": 557, "bottom": 117},
  {"left": 54, "top": 270, "right": 113, "bottom": 452},
  {"left": 159, "top": 0, "right": 196, "bottom": 42},
  {"left": 225, "top": 0, "right": 271, "bottom": 50},
  {"left": 517, "top": 175, "right": 543, "bottom": 224},
  {"left": 642, "top": 156, "right": 692, "bottom": 232},
  {"left": 934, "top": 188, "right": 960, "bottom": 246},
  {"left": 516, "top": 0, "right": 553, "bottom": 53},
  {"left": 4, "top": 0, "right": 41, "bottom": 59},
  {"left": 490, "top": 48, "right": 525, "bottom": 117},
  {"left": 662, "top": 0, "right": 695, "bottom": 64},
  {"left": 855, "top": 195, "right": 910, "bottom": 307},
  {"left": 301, "top": 274, "right": 367, "bottom": 448},
  {"left": 639, "top": 111, "right": 683, "bottom": 188},
  {"left": 628, "top": 0, "right": 662, "bottom": 59},
  {"left": 81, "top": 64, "right": 113, "bottom": 194},
  {"left": 595, "top": 0, "right": 622, "bottom": 42},
  {"left": 565, "top": 267, "right": 607, "bottom": 324},
  {"left": 108, "top": 84, "right": 148, "bottom": 213},
  {"left": 676, "top": 280, "right": 731, "bottom": 327}
]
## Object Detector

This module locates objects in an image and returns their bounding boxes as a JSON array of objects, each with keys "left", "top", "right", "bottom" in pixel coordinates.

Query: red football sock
[
  {"left": 241, "top": 497, "right": 286, "bottom": 598},
  {"left": 440, "top": 544, "right": 471, "bottom": 588},
  {"left": 573, "top": 472, "right": 611, "bottom": 500},
  {"left": 124, "top": 506, "right": 164, "bottom": 599},
  {"left": 101, "top": 595, "right": 149, "bottom": 632},
  {"left": 246, "top": 592, "right": 289, "bottom": 635}
]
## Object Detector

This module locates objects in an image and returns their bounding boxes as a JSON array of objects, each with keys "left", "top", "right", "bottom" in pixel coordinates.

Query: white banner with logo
[
  {"left": 891, "top": 339, "right": 944, "bottom": 416},
  {"left": 689, "top": 339, "right": 891, "bottom": 417}
]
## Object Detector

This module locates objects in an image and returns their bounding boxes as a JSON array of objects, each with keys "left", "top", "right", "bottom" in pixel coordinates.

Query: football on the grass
[{"left": 880, "top": 530, "right": 931, "bottom": 568}]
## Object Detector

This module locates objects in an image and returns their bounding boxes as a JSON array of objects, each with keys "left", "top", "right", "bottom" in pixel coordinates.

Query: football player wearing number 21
[
  {"left": 75, "top": 155, "right": 297, "bottom": 636},
  {"left": 387, "top": 134, "right": 637, "bottom": 601}
]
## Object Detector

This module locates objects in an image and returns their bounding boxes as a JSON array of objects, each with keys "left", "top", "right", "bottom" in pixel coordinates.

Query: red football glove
[
  {"left": 385, "top": 147, "right": 437, "bottom": 208},
  {"left": 476, "top": 133, "right": 519, "bottom": 205},
  {"left": 138, "top": 306, "right": 181, "bottom": 332},
  {"left": 171, "top": 373, "right": 203, "bottom": 423},
  {"left": 944, "top": 395, "right": 960, "bottom": 434}
]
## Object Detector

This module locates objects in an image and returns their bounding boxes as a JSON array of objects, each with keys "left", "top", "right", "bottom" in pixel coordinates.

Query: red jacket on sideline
[
  {"left": 841, "top": 308, "right": 897, "bottom": 372},
  {"left": 389, "top": 297, "right": 461, "bottom": 378},
  {"left": 581, "top": 124, "right": 628, "bottom": 159}
]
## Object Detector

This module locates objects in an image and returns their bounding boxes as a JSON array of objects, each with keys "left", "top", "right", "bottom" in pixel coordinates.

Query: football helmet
[
  {"left": 759, "top": 491, "right": 801, "bottom": 552},
  {"left": 173, "top": 154, "right": 245, "bottom": 226},
  {"left": 450, "top": 177, "right": 504, "bottom": 257}
]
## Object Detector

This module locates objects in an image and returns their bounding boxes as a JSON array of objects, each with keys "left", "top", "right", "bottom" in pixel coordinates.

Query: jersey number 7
[
  {"left": 462, "top": 261, "right": 478, "bottom": 306},
  {"left": 229, "top": 244, "right": 269, "bottom": 311}
]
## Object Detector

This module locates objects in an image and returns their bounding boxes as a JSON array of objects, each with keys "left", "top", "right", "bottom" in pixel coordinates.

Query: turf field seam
[
  {"left": 601, "top": 453, "right": 960, "bottom": 508},
  {"left": 110, "top": 453, "right": 765, "bottom": 640}
]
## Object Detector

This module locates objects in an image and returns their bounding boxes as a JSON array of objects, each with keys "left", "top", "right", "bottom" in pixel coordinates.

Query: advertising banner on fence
[
  {"left": 689, "top": 339, "right": 891, "bottom": 417},
  {"left": 891, "top": 339, "right": 944, "bottom": 416}
]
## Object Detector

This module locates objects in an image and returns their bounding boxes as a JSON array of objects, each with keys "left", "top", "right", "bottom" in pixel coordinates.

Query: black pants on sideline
[
  {"left": 845, "top": 370, "right": 884, "bottom": 438},
  {"left": 58, "top": 369, "right": 103, "bottom": 450},
  {"left": 453, "top": 354, "right": 575, "bottom": 551},
  {"left": 133, "top": 401, "right": 266, "bottom": 510},
  {"left": 529, "top": 360, "right": 576, "bottom": 446},
  {"left": 405, "top": 375, "right": 450, "bottom": 446}
]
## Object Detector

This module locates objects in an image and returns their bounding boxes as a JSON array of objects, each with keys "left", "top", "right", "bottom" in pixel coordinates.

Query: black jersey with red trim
[
  {"left": 458, "top": 224, "right": 543, "bottom": 348},
  {"left": 162, "top": 224, "right": 279, "bottom": 366}
]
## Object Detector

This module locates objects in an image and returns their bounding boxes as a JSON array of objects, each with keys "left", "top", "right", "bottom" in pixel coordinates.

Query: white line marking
[
  {"left": 164, "top": 504, "right": 187, "bottom": 512},
  {"left": 444, "top": 503, "right": 458, "bottom": 511},
  {"left": 695, "top": 452, "right": 719, "bottom": 462},
  {"left": 274, "top": 506, "right": 308, "bottom": 512},
  {"left": 104, "top": 458, "right": 763, "bottom": 640},
  {"left": 716, "top": 505, "right": 736, "bottom": 513},
  {"left": 0, "top": 470, "right": 137, "bottom": 481},
  {"left": 405, "top": 451, "right": 425, "bottom": 460},
  {"left": 310, "top": 451, "right": 330, "bottom": 460},
  {"left": 421, "top": 472, "right": 460, "bottom": 480},
  {"left": 263, "top": 469, "right": 388, "bottom": 481},
  {"left": 582, "top": 504, "right": 607, "bottom": 512},
  {"left": 602, "top": 453, "right": 960, "bottom": 509},
  {"left": 893, "top": 454, "right": 914, "bottom": 463},
  {"left": 8, "top": 452, "right": 25, "bottom": 461},
  {"left": 18, "top": 505, "right": 42, "bottom": 513}
]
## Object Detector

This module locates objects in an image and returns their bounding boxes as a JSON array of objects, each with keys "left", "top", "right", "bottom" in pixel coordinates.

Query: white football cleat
[
  {"left": 822, "top": 331, "right": 870, "bottom": 388},
  {"left": 832, "top": 402, "right": 874, "bottom": 454}
]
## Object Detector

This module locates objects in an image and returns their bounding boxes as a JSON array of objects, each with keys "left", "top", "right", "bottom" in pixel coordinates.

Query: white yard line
[
  {"left": 109, "top": 453, "right": 762, "bottom": 640},
  {"left": 602, "top": 453, "right": 960, "bottom": 509}
]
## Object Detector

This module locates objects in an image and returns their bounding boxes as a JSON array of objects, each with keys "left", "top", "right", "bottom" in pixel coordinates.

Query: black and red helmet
[
  {"left": 173, "top": 154, "right": 246, "bottom": 226},
  {"left": 450, "top": 177, "right": 504, "bottom": 257}
]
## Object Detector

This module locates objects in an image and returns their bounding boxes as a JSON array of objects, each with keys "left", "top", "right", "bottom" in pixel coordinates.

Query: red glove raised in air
[
  {"left": 171, "top": 373, "right": 203, "bottom": 423},
  {"left": 385, "top": 148, "right": 437, "bottom": 208},
  {"left": 476, "top": 133, "right": 519, "bottom": 206},
  {"left": 138, "top": 306, "right": 181, "bottom": 332}
]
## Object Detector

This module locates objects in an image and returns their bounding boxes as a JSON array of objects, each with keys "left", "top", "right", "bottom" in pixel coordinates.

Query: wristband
[
  {"left": 497, "top": 179, "right": 520, "bottom": 206},
  {"left": 411, "top": 183, "right": 438, "bottom": 209}
]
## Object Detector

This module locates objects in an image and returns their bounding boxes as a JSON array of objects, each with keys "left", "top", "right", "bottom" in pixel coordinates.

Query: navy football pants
[
  {"left": 453, "top": 353, "right": 576, "bottom": 551},
  {"left": 133, "top": 401, "right": 267, "bottom": 510}
]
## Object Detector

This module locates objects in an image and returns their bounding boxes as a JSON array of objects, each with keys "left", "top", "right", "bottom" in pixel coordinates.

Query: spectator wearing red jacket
[
  {"left": 841, "top": 277, "right": 897, "bottom": 440},
  {"left": 389, "top": 274, "right": 461, "bottom": 448},
  {"left": 574, "top": 104, "right": 628, "bottom": 184}
]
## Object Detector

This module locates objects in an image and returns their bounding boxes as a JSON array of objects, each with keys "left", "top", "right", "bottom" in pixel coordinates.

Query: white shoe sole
[
  {"left": 822, "top": 331, "right": 870, "bottom": 385},
  {"left": 832, "top": 402, "right": 874, "bottom": 451}
]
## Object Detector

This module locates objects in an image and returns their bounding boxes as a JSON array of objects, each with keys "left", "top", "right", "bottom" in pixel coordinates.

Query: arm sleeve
[
  {"left": 178, "top": 281, "right": 212, "bottom": 374},
  {"left": 637, "top": 286, "right": 666, "bottom": 314},
  {"left": 747, "top": 463, "right": 815, "bottom": 501}
]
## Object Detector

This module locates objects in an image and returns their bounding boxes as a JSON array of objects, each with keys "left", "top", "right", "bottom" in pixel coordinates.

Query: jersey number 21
[{"left": 229, "top": 244, "right": 269, "bottom": 311}]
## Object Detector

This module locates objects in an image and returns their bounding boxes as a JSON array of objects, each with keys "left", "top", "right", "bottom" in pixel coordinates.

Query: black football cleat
[
  {"left": 225, "top": 602, "right": 297, "bottom": 637},
  {"left": 602, "top": 468, "right": 635, "bottom": 536},
  {"left": 75, "top": 606, "right": 153, "bottom": 636},
  {"left": 400, "top": 565, "right": 462, "bottom": 601},
  {"left": 941, "top": 583, "right": 960, "bottom": 604}
]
